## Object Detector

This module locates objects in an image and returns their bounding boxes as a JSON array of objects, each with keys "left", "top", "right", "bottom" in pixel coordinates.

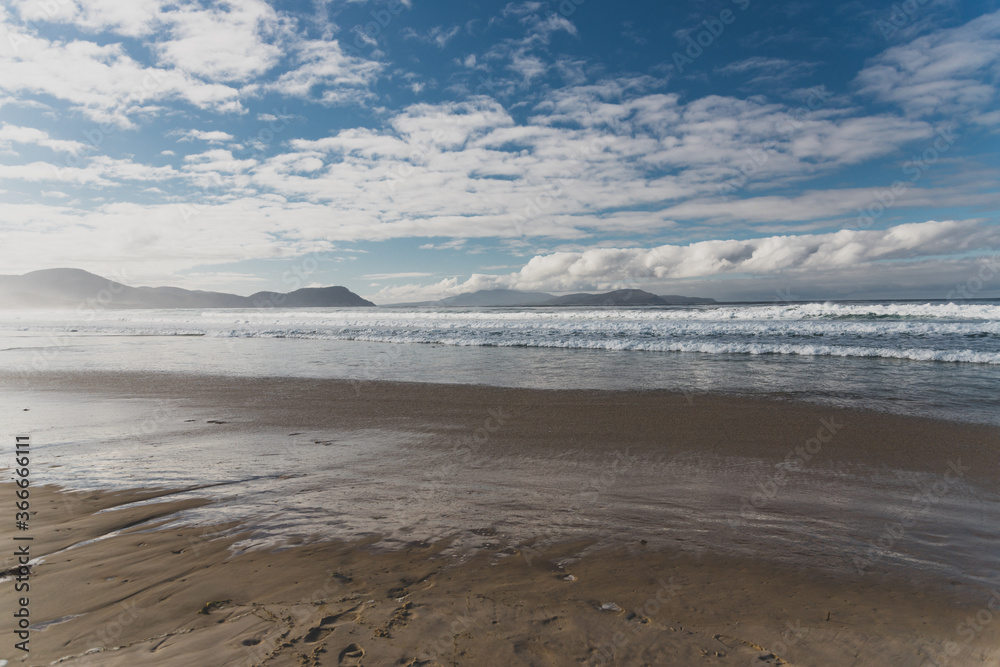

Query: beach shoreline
[{"left": 2, "top": 371, "right": 999, "bottom": 664}]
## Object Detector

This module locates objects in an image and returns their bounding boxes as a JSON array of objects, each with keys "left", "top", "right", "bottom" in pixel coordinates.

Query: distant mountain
[
  {"left": 444, "top": 289, "right": 554, "bottom": 307},
  {"left": 658, "top": 294, "right": 717, "bottom": 305},
  {"left": 248, "top": 286, "right": 374, "bottom": 308},
  {"left": 545, "top": 289, "right": 716, "bottom": 306},
  {"left": 387, "top": 287, "right": 715, "bottom": 307},
  {"left": 0, "top": 268, "right": 374, "bottom": 309},
  {"left": 545, "top": 289, "right": 666, "bottom": 306},
  {"left": 390, "top": 289, "right": 556, "bottom": 307}
]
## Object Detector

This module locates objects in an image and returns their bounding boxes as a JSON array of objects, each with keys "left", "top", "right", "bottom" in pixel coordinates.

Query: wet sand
[
  {"left": 1, "top": 371, "right": 999, "bottom": 665},
  {"left": 0, "top": 484, "right": 997, "bottom": 666}
]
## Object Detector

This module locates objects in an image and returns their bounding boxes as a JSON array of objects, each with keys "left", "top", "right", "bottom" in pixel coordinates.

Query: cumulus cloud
[
  {"left": 372, "top": 219, "right": 1000, "bottom": 300},
  {"left": 151, "top": 0, "right": 284, "bottom": 81},
  {"left": 505, "top": 219, "right": 1000, "bottom": 289}
]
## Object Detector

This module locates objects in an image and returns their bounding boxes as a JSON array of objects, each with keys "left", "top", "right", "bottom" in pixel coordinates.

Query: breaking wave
[{"left": 2, "top": 301, "right": 999, "bottom": 364}]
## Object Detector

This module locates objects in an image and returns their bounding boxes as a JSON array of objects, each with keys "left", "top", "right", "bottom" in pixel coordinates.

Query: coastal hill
[
  {"left": 391, "top": 288, "right": 716, "bottom": 307},
  {"left": 0, "top": 268, "right": 375, "bottom": 309},
  {"left": 0, "top": 269, "right": 715, "bottom": 309},
  {"left": 546, "top": 289, "right": 715, "bottom": 306}
]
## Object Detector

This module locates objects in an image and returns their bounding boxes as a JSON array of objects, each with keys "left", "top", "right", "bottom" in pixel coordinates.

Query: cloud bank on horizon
[{"left": 0, "top": 0, "right": 998, "bottom": 301}]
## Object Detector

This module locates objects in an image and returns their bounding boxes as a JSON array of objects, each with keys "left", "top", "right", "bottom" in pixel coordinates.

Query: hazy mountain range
[
  {"left": 0, "top": 269, "right": 715, "bottom": 309},
  {"left": 388, "top": 288, "right": 716, "bottom": 307},
  {"left": 0, "top": 269, "right": 375, "bottom": 309}
]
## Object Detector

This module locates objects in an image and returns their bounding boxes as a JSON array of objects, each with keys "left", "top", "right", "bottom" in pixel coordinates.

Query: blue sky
[{"left": 1, "top": 0, "right": 999, "bottom": 302}]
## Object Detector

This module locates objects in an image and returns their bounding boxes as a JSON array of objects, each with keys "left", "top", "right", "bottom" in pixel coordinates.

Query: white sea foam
[{"left": 1, "top": 302, "right": 998, "bottom": 364}]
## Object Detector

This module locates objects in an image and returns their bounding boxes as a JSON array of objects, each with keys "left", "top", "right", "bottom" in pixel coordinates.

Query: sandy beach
[{"left": 2, "top": 371, "right": 999, "bottom": 665}]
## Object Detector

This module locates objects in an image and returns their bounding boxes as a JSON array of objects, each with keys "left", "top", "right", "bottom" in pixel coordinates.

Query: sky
[{"left": 0, "top": 0, "right": 999, "bottom": 303}]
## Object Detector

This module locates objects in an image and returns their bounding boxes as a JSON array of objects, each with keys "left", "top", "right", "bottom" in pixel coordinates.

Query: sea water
[{"left": 1, "top": 299, "right": 998, "bottom": 424}]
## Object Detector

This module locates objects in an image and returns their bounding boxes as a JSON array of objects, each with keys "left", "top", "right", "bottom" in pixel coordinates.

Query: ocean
[{"left": 1, "top": 299, "right": 998, "bottom": 425}]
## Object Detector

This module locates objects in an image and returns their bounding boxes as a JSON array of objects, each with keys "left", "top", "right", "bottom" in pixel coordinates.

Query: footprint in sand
[
  {"left": 303, "top": 625, "right": 333, "bottom": 644},
  {"left": 304, "top": 603, "right": 366, "bottom": 644},
  {"left": 714, "top": 634, "right": 790, "bottom": 665},
  {"left": 304, "top": 614, "right": 341, "bottom": 643},
  {"left": 338, "top": 643, "right": 365, "bottom": 665}
]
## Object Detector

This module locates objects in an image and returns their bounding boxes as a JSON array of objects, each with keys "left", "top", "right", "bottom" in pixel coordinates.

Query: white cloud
[
  {"left": 420, "top": 239, "right": 468, "bottom": 250},
  {"left": 8, "top": 0, "right": 169, "bottom": 37},
  {"left": 151, "top": 0, "right": 283, "bottom": 81},
  {"left": 0, "top": 1, "right": 383, "bottom": 129},
  {"left": 716, "top": 56, "right": 817, "bottom": 87},
  {"left": 263, "top": 38, "right": 383, "bottom": 104},
  {"left": 431, "top": 25, "right": 461, "bottom": 47},
  {"left": 476, "top": 3, "right": 582, "bottom": 93},
  {"left": 505, "top": 219, "right": 999, "bottom": 289},
  {"left": 0, "top": 123, "right": 89, "bottom": 153},
  {"left": 856, "top": 9, "right": 1000, "bottom": 124},
  {"left": 363, "top": 271, "right": 434, "bottom": 279},
  {"left": 658, "top": 186, "right": 942, "bottom": 225},
  {"left": 717, "top": 57, "right": 797, "bottom": 74},
  {"left": 235, "top": 89, "right": 948, "bottom": 241},
  {"left": 0, "top": 161, "right": 106, "bottom": 185},
  {"left": 0, "top": 14, "right": 242, "bottom": 127},
  {"left": 509, "top": 50, "right": 547, "bottom": 81},
  {"left": 176, "top": 129, "right": 236, "bottom": 144},
  {"left": 529, "top": 13, "right": 578, "bottom": 39},
  {"left": 0, "top": 4, "right": 995, "bottom": 300},
  {"left": 392, "top": 97, "right": 514, "bottom": 146},
  {"left": 88, "top": 156, "right": 181, "bottom": 182},
  {"left": 372, "top": 220, "right": 1000, "bottom": 299},
  {"left": 371, "top": 276, "right": 476, "bottom": 303},
  {"left": 404, "top": 25, "right": 461, "bottom": 48},
  {"left": 0, "top": 155, "right": 180, "bottom": 186},
  {"left": 0, "top": 80, "right": 979, "bottom": 254},
  {"left": 182, "top": 149, "right": 256, "bottom": 173},
  {"left": 0, "top": 199, "right": 306, "bottom": 279}
]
